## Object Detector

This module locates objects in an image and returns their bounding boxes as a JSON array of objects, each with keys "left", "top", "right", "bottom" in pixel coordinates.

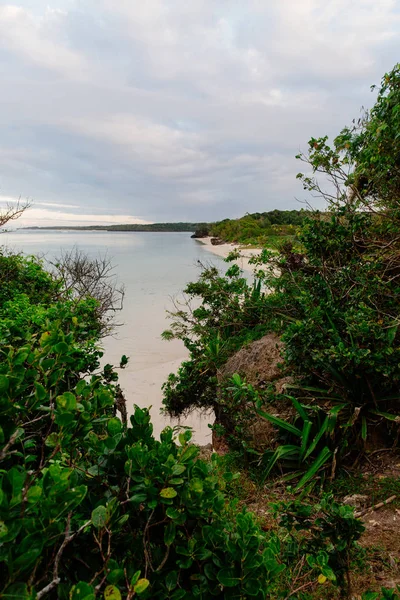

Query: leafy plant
[{"left": 277, "top": 495, "right": 365, "bottom": 597}]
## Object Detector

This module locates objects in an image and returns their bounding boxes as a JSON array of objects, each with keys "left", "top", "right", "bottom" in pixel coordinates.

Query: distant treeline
[
  {"left": 25, "top": 222, "right": 207, "bottom": 232},
  {"left": 25, "top": 210, "right": 309, "bottom": 245}
]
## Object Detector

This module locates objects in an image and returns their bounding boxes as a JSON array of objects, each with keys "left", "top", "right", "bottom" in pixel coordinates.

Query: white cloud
[
  {"left": 0, "top": 1, "right": 399, "bottom": 224},
  {"left": 0, "top": 5, "right": 87, "bottom": 78},
  {"left": 0, "top": 195, "right": 151, "bottom": 228}
]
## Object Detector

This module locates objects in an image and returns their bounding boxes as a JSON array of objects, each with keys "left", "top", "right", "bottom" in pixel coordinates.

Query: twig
[
  {"left": 36, "top": 517, "right": 91, "bottom": 599},
  {"left": 0, "top": 429, "right": 22, "bottom": 461},
  {"left": 283, "top": 580, "right": 314, "bottom": 600},
  {"left": 355, "top": 495, "right": 396, "bottom": 518}
]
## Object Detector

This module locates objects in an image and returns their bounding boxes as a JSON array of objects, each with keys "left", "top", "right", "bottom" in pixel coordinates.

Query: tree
[{"left": 0, "top": 198, "right": 30, "bottom": 231}]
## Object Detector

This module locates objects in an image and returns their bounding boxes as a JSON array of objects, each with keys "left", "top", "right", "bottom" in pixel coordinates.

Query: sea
[{"left": 1, "top": 230, "right": 227, "bottom": 444}]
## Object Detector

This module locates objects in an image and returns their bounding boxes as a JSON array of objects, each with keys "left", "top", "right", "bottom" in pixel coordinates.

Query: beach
[{"left": 195, "top": 237, "right": 261, "bottom": 272}]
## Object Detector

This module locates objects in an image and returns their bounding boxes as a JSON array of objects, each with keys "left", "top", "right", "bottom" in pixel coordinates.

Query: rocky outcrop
[
  {"left": 214, "top": 333, "right": 295, "bottom": 453},
  {"left": 219, "top": 334, "right": 285, "bottom": 388}
]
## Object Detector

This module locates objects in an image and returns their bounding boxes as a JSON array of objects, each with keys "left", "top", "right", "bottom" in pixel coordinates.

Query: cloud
[
  {"left": 0, "top": 5, "right": 87, "bottom": 79},
  {"left": 0, "top": 1, "right": 399, "bottom": 225}
]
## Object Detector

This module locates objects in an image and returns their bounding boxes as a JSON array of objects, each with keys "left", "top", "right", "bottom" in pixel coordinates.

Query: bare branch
[{"left": 0, "top": 197, "right": 31, "bottom": 230}]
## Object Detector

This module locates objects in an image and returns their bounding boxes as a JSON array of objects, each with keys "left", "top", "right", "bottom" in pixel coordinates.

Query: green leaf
[
  {"left": 217, "top": 568, "right": 240, "bottom": 587},
  {"left": 54, "top": 341, "right": 69, "bottom": 353},
  {"left": 56, "top": 392, "right": 77, "bottom": 411},
  {"left": 171, "top": 464, "right": 186, "bottom": 476},
  {"left": 69, "top": 582, "right": 95, "bottom": 600},
  {"left": 0, "top": 521, "right": 8, "bottom": 539},
  {"left": 104, "top": 585, "right": 121, "bottom": 600},
  {"left": 180, "top": 445, "right": 198, "bottom": 463},
  {"left": 166, "top": 507, "right": 181, "bottom": 520},
  {"left": 165, "top": 570, "right": 178, "bottom": 591},
  {"left": 371, "top": 410, "right": 400, "bottom": 423},
  {"left": 262, "top": 445, "right": 300, "bottom": 481},
  {"left": 257, "top": 409, "right": 302, "bottom": 437},
  {"left": 91, "top": 505, "right": 107, "bottom": 528},
  {"left": 130, "top": 571, "right": 141, "bottom": 587},
  {"left": 133, "top": 579, "right": 150, "bottom": 595},
  {"left": 190, "top": 478, "right": 203, "bottom": 493},
  {"left": 0, "top": 375, "right": 9, "bottom": 393},
  {"left": 130, "top": 494, "right": 147, "bottom": 504},
  {"left": 361, "top": 416, "right": 367, "bottom": 441},
  {"left": 164, "top": 521, "right": 176, "bottom": 545},
  {"left": 299, "top": 420, "right": 312, "bottom": 461},
  {"left": 295, "top": 447, "right": 332, "bottom": 490},
  {"left": 243, "top": 578, "right": 261, "bottom": 596},
  {"left": 34, "top": 382, "right": 47, "bottom": 401},
  {"left": 304, "top": 415, "right": 329, "bottom": 460},
  {"left": 107, "top": 418, "right": 122, "bottom": 436},
  {"left": 27, "top": 486, "right": 42, "bottom": 503},
  {"left": 160, "top": 487, "right": 177, "bottom": 498}
]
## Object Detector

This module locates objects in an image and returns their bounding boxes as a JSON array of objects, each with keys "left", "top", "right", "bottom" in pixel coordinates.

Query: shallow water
[{"left": 2, "top": 230, "right": 225, "bottom": 442}]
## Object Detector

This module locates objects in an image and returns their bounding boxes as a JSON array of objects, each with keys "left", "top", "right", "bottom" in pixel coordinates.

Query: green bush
[
  {"left": 0, "top": 251, "right": 288, "bottom": 599},
  {"left": 0, "top": 334, "right": 285, "bottom": 598}
]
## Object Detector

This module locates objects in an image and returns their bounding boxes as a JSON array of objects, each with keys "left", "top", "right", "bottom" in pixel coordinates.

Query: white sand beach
[{"left": 195, "top": 237, "right": 261, "bottom": 272}]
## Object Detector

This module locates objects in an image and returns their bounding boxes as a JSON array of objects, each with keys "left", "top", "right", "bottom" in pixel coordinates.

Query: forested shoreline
[{"left": 1, "top": 65, "right": 400, "bottom": 599}]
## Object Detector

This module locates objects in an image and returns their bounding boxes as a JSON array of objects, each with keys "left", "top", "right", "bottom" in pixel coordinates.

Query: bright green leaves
[
  {"left": 70, "top": 582, "right": 96, "bottom": 600},
  {"left": 107, "top": 417, "right": 122, "bottom": 436},
  {"left": 103, "top": 585, "right": 121, "bottom": 600},
  {"left": 133, "top": 579, "right": 150, "bottom": 595},
  {"left": 189, "top": 478, "right": 203, "bottom": 494},
  {"left": 56, "top": 392, "right": 77, "bottom": 411},
  {"left": 160, "top": 487, "right": 177, "bottom": 499}
]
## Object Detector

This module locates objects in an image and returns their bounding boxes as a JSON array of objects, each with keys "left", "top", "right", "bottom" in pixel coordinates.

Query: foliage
[
  {"left": 210, "top": 210, "right": 309, "bottom": 246},
  {"left": 0, "top": 250, "right": 291, "bottom": 600},
  {"left": 0, "top": 335, "right": 286, "bottom": 599},
  {"left": 162, "top": 264, "right": 271, "bottom": 418},
  {"left": 362, "top": 588, "right": 400, "bottom": 600},
  {"left": 277, "top": 495, "right": 365, "bottom": 596},
  {"left": 163, "top": 64, "right": 400, "bottom": 485},
  {"left": 0, "top": 250, "right": 60, "bottom": 305}
]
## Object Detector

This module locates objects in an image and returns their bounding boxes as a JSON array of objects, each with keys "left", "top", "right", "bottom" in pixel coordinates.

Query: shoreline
[{"left": 195, "top": 237, "right": 261, "bottom": 272}]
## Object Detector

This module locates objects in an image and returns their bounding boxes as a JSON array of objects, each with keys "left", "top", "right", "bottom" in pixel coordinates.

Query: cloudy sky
[{"left": 0, "top": 0, "right": 399, "bottom": 227}]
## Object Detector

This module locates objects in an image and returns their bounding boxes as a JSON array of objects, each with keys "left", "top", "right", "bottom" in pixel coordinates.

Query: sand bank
[{"left": 195, "top": 237, "right": 261, "bottom": 272}]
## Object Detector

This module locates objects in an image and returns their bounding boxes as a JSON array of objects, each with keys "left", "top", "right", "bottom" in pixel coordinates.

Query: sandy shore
[{"left": 195, "top": 237, "right": 261, "bottom": 272}]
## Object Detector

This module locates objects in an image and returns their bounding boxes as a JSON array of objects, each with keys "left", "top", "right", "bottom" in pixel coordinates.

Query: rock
[
  {"left": 219, "top": 333, "right": 288, "bottom": 390},
  {"left": 215, "top": 333, "right": 295, "bottom": 452},
  {"left": 343, "top": 494, "right": 369, "bottom": 508},
  {"left": 210, "top": 237, "right": 224, "bottom": 245}
]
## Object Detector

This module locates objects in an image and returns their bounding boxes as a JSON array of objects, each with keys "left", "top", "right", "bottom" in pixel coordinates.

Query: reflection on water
[{"left": 2, "top": 230, "right": 225, "bottom": 443}]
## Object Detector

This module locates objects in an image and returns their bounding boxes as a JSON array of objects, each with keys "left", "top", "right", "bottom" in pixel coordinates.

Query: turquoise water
[{"left": 2, "top": 230, "right": 225, "bottom": 442}]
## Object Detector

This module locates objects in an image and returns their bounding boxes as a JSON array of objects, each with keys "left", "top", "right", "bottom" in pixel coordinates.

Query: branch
[{"left": 36, "top": 516, "right": 91, "bottom": 599}]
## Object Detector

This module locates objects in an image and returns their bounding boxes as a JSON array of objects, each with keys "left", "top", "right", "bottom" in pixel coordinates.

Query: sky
[{"left": 0, "top": 0, "right": 399, "bottom": 227}]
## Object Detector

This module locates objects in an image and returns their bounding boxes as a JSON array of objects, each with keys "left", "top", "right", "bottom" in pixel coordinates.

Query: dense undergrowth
[
  {"left": 2, "top": 65, "right": 400, "bottom": 599},
  {"left": 1, "top": 250, "right": 382, "bottom": 599},
  {"left": 208, "top": 210, "right": 309, "bottom": 247}
]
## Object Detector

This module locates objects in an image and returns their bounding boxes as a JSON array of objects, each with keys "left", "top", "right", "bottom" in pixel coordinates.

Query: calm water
[{"left": 2, "top": 230, "right": 225, "bottom": 443}]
